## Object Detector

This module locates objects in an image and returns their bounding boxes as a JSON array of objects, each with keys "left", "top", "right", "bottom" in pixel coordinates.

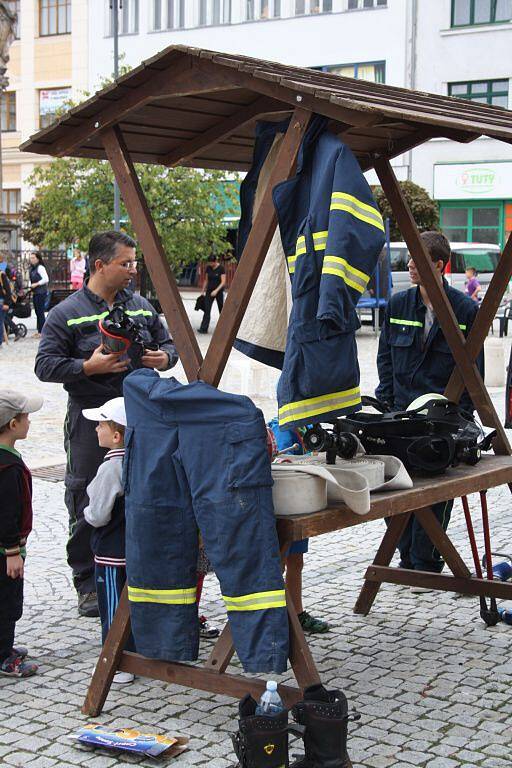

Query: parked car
[{"left": 388, "top": 241, "right": 501, "bottom": 296}]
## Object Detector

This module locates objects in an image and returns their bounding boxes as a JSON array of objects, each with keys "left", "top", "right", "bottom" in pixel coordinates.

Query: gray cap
[{"left": 0, "top": 390, "right": 44, "bottom": 426}]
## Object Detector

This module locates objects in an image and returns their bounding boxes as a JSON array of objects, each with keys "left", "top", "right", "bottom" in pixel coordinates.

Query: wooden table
[{"left": 83, "top": 455, "right": 512, "bottom": 717}]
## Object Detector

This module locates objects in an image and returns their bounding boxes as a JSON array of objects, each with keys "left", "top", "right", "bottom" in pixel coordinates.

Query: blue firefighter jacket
[
  {"left": 375, "top": 280, "right": 483, "bottom": 413},
  {"left": 239, "top": 116, "right": 385, "bottom": 429}
]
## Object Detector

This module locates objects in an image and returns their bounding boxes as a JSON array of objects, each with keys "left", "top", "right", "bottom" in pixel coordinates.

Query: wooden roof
[{"left": 21, "top": 45, "right": 512, "bottom": 172}]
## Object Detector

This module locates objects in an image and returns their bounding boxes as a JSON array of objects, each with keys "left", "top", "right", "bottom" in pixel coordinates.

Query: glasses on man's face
[{"left": 114, "top": 260, "right": 138, "bottom": 270}]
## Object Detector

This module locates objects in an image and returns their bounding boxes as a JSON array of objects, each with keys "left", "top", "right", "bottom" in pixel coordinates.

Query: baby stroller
[{"left": 9, "top": 290, "right": 32, "bottom": 338}]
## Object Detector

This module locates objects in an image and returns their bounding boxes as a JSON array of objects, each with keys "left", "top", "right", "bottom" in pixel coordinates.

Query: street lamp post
[
  {"left": 110, "top": 0, "right": 121, "bottom": 231},
  {"left": 0, "top": 3, "right": 18, "bottom": 253}
]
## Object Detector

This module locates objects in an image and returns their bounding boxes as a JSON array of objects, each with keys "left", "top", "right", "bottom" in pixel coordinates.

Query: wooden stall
[{"left": 21, "top": 46, "right": 512, "bottom": 716}]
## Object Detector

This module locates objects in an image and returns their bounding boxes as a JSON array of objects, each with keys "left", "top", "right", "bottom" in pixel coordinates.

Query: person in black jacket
[
  {"left": 0, "top": 268, "right": 11, "bottom": 347},
  {"left": 29, "top": 253, "right": 49, "bottom": 336},
  {"left": 0, "top": 390, "right": 43, "bottom": 678},
  {"left": 376, "top": 231, "right": 483, "bottom": 578},
  {"left": 35, "top": 231, "right": 179, "bottom": 617}
]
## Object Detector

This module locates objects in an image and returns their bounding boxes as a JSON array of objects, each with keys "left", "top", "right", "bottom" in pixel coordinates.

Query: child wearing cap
[
  {"left": 0, "top": 389, "right": 43, "bottom": 678},
  {"left": 82, "top": 396, "right": 134, "bottom": 685}
]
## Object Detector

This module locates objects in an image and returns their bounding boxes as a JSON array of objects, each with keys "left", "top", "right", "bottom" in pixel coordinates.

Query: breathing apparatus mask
[
  {"left": 304, "top": 395, "right": 495, "bottom": 475},
  {"left": 98, "top": 305, "right": 157, "bottom": 367}
]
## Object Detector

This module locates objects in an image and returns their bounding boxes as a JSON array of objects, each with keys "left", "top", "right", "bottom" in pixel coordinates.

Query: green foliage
[
  {"left": 21, "top": 158, "right": 238, "bottom": 270},
  {"left": 373, "top": 180, "right": 440, "bottom": 241}
]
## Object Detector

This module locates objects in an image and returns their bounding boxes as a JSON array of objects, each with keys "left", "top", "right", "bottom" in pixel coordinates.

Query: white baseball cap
[
  {"left": 82, "top": 397, "right": 127, "bottom": 426},
  {"left": 0, "top": 390, "right": 43, "bottom": 426}
]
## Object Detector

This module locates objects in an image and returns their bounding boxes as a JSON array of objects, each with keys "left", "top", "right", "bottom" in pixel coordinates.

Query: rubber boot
[
  {"left": 232, "top": 693, "right": 289, "bottom": 768},
  {"left": 290, "top": 684, "right": 353, "bottom": 768}
]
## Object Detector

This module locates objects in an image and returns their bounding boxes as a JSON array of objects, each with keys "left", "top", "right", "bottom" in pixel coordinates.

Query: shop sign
[
  {"left": 39, "top": 88, "right": 72, "bottom": 116},
  {"left": 434, "top": 162, "right": 512, "bottom": 200}
]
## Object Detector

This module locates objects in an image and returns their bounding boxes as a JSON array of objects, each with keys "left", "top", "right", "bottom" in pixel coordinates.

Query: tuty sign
[{"left": 434, "top": 161, "right": 512, "bottom": 200}]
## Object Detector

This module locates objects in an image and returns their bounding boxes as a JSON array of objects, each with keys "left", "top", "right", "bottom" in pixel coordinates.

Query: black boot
[
  {"left": 232, "top": 693, "right": 289, "bottom": 768},
  {"left": 290, "top": 684, "right": 354, "bottom": 768}
]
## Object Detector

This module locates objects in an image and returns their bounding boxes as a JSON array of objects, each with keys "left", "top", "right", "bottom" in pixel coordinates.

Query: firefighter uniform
[
  {"left": 237, "top": 116, "right": 385, "bottom": 429},
  {"left": 376, "top": 280, "right": 483, "bottom": 572},
  {"left": 124, "top": 369, "right": 288, "bottom": 674},
  {"left": 376, "top": 280, "right": 483, "bottom": 413},
  {"left": 34, "top": 284, "right": 177, "bottom": 596}
]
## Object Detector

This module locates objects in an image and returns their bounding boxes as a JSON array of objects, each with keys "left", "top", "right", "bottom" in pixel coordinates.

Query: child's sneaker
[
  {"left": 199, "top": 615, "right": 220, "bottom": 639},
  {"left": 0, "top": 651, "right": 37, "bottom": 678},
  {"left": 112, "top": 671, "right": 135, "bottom": 685}
]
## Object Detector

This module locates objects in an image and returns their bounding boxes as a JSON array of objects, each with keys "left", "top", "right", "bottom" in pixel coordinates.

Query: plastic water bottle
[
  {"left": 255, "top": 681, "right": 285, "bottom": 715},
  {"left": 498, "top": 607, "right": 512, "bottom": 626}
]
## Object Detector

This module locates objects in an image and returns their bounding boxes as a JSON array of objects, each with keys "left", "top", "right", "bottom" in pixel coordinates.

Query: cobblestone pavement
[{"left": 1, "top": 300, "right": 512, "bottom": 768}]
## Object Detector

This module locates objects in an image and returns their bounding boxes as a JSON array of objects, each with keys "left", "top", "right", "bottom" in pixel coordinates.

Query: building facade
[
  {"left": 86, "top": 0, "right": 511, "bottom": 249},
  {"left": 3, "top": 0, "right": 88, "bottom": 247}
]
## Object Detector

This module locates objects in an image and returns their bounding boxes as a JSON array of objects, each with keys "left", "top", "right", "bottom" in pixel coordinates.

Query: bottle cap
[{"left": 267, "top": 680, "right": 278, "bottom": 691}]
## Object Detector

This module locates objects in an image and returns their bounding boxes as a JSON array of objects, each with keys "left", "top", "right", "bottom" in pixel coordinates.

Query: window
[
  {"left": 245, "top": 0, "right": 280, "bottom": 19},
  {"left": 39, "top": 87, "right": 71, "bottom": 128},
  {"left": 451, "top": 0, "right": 511, "bottom": 26},
  {"left": 449, "top": 79, "right": 509, "bottom": 107},
  {"left": 152, "top": 0, "right": 185, "bottom": 29},
  {"left": 1, "top": 91, "right": 16, "bottom": 132},
  {"left": 199, "top": 0, "right": 231, "bottom": 25},
  {"left": 39, "top": 0, "right": 71, "bottom": 36},
  {"left": 319, "top": 60, "right": 386, "bottom": 83},
  {"left": 109, "top": 0, "right": 139, "bottom": 35},
  {"left": 294, "top": 0, "right": 332, "bottom": 13},
  {"left": 441, "top": 203, "right": 502, "bottom": 245},
  {"left": 4, "top": 1, "right": 20, "bottom": 38},
  {"left": 348, "top": 0, "right": 387, "bottom": 9}
]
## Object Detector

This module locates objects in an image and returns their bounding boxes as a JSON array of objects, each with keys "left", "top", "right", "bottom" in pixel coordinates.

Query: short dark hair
[
  {"left": 88, "top": 231, "right": 136, "bottom": 273},
  {"left": 420, "top": 231, "right": 451, "bottom": 268},
  {"left": 0, "top": 412, "right": 22, "bottom": 434}
]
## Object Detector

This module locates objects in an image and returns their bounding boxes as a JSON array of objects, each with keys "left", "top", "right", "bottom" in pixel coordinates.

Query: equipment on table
[
  {"left": 271, "top": 469, "right": 327, "bottom": 516},
  {"left": 290, "top": 684, "right": 359, "bottom": 768},
  {"left": 338, "top": 396, "right": 495, "bottom": 475},
  {"left": 303, "top": 424, "right": 359, "bottom": 464},
  {"left": 99, "top": 305, "right": 157, "bottom": 365},
  {"left": 461, "top": 494, "right": 500, "bottom": 627}
]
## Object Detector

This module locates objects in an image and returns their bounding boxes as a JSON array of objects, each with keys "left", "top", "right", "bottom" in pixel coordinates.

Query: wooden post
[
  {"left": 199, "top": 107, "right": 312, "bottom": 387},
  {"left": 374, "top": 157, "right": 510, "bottom": 455},
  {"left": 102, "top": 126, "right": 203, "bottom": 382}
]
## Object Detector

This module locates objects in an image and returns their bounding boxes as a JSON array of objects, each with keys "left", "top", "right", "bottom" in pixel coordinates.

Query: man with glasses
[{"left": 35, "top": 231, "right": 178, "bottom": 617}]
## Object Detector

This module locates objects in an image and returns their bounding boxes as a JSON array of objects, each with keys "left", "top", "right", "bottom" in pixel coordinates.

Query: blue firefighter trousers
[{"left": 123, "top": 369, "right": 289, "bottom": 674}]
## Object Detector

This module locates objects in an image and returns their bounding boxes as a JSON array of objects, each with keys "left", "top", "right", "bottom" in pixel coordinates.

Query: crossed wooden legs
[{"left": 354, "top": 503, "right": 512, "bottom": 615}]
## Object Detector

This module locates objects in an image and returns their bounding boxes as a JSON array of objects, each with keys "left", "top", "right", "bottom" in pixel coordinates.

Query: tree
[
  {"left": 20, "top": 158, "right": 238, "bottom": 270},
  {"left": 373, "top": 180, "right": 440, "bottom": 240}
]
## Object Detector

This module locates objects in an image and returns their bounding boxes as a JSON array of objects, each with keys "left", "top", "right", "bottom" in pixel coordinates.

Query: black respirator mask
[{"left": 98, "top": 305, "right": 157, "bottom": 368}]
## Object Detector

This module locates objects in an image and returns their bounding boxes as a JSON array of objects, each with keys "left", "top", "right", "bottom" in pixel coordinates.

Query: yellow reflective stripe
[
  {"left": 279, "top": 387, "right": 361, "bottom": 426},
  {"left": 330, "top": 192, "right": 384, "bottom": 233},
  {"left": 125, "top": 309, "right": 153, "bottom": 318},
  {"left": 390, "top": 318, "right": 423, "bottom": 328},
  {"left": 128, "top": 586, "right": 197, "bottom": 605},
  {"left": 67, "top": 311, "right": 109, "bottom": 327},
  {"left": 222, "top": 589, "right": 286, "bottom": 612},
  {"left": 322, "top": 256, "right": 369, "bottom": 294},
  {"left": 289, "top": 230, "right": 329, "bottom": 271},
  {"left": 459, "top": 323, "right": 467, "bottom": 331}
]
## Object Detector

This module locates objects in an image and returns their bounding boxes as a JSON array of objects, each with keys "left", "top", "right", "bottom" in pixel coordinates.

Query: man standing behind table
[
  {"left": 376, "top": 231, "right": 483, "bottom": 579},
  {"left": 35, "top": 231, "right": 178, "bottom": 617}
]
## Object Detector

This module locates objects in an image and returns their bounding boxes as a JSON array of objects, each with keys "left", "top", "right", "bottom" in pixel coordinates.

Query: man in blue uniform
[
  {"left": 376, "top": 231, "right": 483, "bottom": 575},
  {"left": 35, "top": 231, "right": 178, "bottom": 616}
]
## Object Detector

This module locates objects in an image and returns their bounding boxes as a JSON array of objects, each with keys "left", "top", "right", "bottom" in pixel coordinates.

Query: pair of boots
[{"left": 232, "top": 683, "right": 356, "bottom": 768}]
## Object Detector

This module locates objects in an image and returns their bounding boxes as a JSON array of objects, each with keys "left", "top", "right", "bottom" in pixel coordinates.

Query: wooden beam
[
  {"left": 54, "top": 57, "right": 237, "bottom": 158},
  {"left": 163, "top": 96, "right": 281, "bottom": 166},
  {"left": 445, "top": 230, "right": 512, "bottom": 405},
  {"left": 374, "top": 158, "right": 510, "bottom": 454},
  {"left": 365, "top": 566, "right": 512, "bottom": 598},
  {"left": 102, "top": 126, "right": 203, "bottom": 381},
  {"left": 199, "top": 108, "right": 312, "bottom": 387}
]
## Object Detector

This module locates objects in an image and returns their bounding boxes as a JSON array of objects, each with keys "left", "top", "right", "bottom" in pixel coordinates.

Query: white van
[{"left": 388, "top": 241, "right": 501, "bottom": 296}]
